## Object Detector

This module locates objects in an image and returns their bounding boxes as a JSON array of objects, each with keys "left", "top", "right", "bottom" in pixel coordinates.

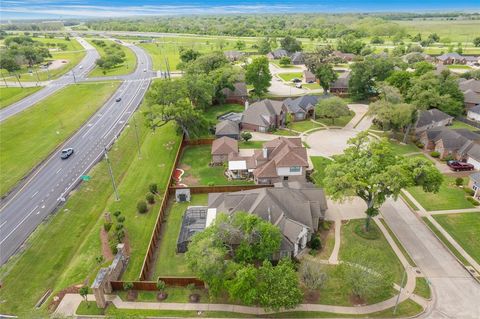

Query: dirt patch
[
  {"left": 47, "top": 285, "right": 82, "bottom": 312},
  {"left": 182, "top": 175, "right": 200, "bottom": 186},
  {"left": 304, "top": 290, "right": 320, "bottom": 303},
  {"left": 100, "top": 228, "right": 114, "bottom": 261},
  {"left": 123, "top": 232, "right": 131, "bottom": 256},
  {"left": 349, "top": 294, "right": 367, "bottom": 306}
]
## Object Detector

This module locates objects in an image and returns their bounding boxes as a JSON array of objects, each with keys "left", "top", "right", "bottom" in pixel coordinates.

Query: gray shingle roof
[
  {"left": 241, "top": 99, "right": 285, "bottom": 127},
  {"left": 464, "top": 89, "right": 480, "bottom": 105},
  {"left": 469, "top": 105, "right": 480, "bottom": 115},
  {"left": 459, "top": 79, "right": 480, "bottom": 93},
  {"left": 416, "top": 109, "right": 453, "bottom": 128},
  {"left": 469, "top": 172, "right": 480, "bottom": 183},
  {"left": 437, "top": 52, "right": 464, "bottom": 61},
  {"left": 330, "top": 72, "right": 350, "bottom": 89},
  {"left": 290, "top": 52, "right": 304, "bottom": 64},
  {"left": 215, "top": 120, "right": 240, "bottom": 136},
  {"left": 283, "top": 95, "right": 320, "bottom": 114}
]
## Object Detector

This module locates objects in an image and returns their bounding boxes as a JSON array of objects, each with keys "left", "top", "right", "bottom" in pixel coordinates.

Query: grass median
[
  {"left": 87, "top": 39, "right": 137, "bottom": 77},
  {"left": 0, "top": 82, "right": 120, "bottom": 196},
  {"left": 0, "top": 87, "right": 42, "bottom": 109}
]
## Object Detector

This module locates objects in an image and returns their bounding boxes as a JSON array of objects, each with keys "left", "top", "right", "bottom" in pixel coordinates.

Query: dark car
[
  {"left": 291, "top": 78, "right": 302, "bottom": 83},
  {"left": 115, "top": 97, "right": 122, "bottom": 102},
  {"left": 447, "top": 160, "right": 474, "bottom": 171},
  {"left": 60, "top": 148, "right": 74, "bottom": 159}
]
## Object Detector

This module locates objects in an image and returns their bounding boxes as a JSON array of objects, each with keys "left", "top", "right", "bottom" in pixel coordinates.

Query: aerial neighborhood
[{"left": 0, "top": 8, "right": 480, "bottom": 319}]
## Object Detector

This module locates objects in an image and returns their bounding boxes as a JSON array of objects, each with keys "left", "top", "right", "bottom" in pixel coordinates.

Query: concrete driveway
[{"left": 305, "top": 128, "right": 358, "bottom": 157}]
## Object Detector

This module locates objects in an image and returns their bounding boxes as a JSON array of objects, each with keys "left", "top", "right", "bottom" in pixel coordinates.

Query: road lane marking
[
  {"left": 0, "top": 221, "right": 7, "bottom": 229},
  {"left": 0, "top": 205, "right": 38, "bottom": 245},
  {"left": 56, "top": 168, "right": 62, "bottom": 174},
  {"left": 31, "top": 191, "right": 39, "bottom": 198}
]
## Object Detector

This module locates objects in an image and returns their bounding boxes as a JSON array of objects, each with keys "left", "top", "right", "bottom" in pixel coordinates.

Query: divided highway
[
  {"left": 0, "top": 37, "right": 99, "bottom": 122},
  {"left": 0, "top": 41, "right": 153, "bottom": 265}
]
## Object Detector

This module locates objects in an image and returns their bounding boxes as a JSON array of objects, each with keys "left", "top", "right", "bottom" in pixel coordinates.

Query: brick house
[
  {"left": 211, "top": 136, "right": 238, "bottom": 164},
  {"left": 414, "top": 109, "right": 454, "bottom": 134},
  {"left": 241, "top": 99, "right": 287, "bottom": 132}
]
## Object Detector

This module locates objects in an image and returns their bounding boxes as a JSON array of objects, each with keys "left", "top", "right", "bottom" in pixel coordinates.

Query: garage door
[{"left": 467, "top": 157, "right": 480, "bottom": 170}]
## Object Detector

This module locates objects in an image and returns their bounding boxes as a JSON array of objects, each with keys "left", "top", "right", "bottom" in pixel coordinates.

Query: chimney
[
  {"left": 244, "top": 100, "right": 249, "bottom": 110},
  {"left": 262, "top": 147, "right": 268, "bottom": 159}
]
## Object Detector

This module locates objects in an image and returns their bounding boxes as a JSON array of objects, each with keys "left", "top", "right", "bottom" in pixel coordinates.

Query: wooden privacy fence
[
  {"left": 138, "top": 136, "right": 272, "bottom": 281},
  {"left": 111, "top": 277, "right": 204, "bottom": 291}
]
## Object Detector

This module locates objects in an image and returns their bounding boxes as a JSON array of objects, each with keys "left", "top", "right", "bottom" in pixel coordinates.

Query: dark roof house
[
  {"left": 267, "top": 49, "right": 288, "bottom": 60},
  {"left": 215, "top": 120, "right": 240, "bottom": 140},
  {"left": 283, "top": 95, "right": 321, "bottom": 120},
  {"left": 241, "top": 99, "right": 287, "bottom": 132},
  {"left": 221, "top": 82, "right": 248, "bottom": 103},
  {"left": 415, "top": 109, "right": 454, "bottom": 133},
  {"left": 290, "top": 52, "right": 304, "bottom": 65},
  {"left": 224, "top": 50, "right": 244, "bottom": 62}
]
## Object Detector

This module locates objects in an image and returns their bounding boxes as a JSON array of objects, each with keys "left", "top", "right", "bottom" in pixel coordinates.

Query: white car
[
  {"left": 295, "top": 83, "right": 303, "bottom": 88},
  {"left": 79, "top": 65, "right": 83, "bottom": 69}
]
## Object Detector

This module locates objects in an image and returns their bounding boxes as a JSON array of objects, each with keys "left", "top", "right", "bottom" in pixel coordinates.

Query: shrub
[
  {"left": 308, "top": 234, "right": 322, "bottom": 250},
  {"left": 207, "top": 182, "right": 215, "bottom": 187},
  {"left": 109, "top": 237, "right": 119, "bottom": 254},
  {"left": 137, "top": 201, "right": 148, "bottom": 214},
  {"left": 103, "top": 222, "right": 112, "bottom": 232},
  {"left": 241, "top": 131, "right": 252, "bottom": 142},
  {"left": 116, "top": 215, "right": 125, "bottom": 223},
  {"left": 123, "top": 282, "right": 134, "bottom": 291},
  {"left": 113, "top": 211, "right": 121, "bottom": 218},
  {"left": 115, "top": 223, "right": 124, "bottom": 231},
  {"left": 455, "top": 177, "right": 464, "bottom": 187},
  {"left": 149, "top": 183, "right": 158, "bottom": 194},
  {"left": 444, "top": 155, "right": 454, "bottom": 162},
  {"left": 156, "top": 280, "right": 166, "bottom": 291},
  {"left": 415, "top": 141, "right": 424, "bottom": 148},
  {"left": 464, "top": 188, "right": 475, "bottom": 196},
  {"left": 146, "top": 193, "right": 155, "bottom": 204},
  {"left": 466, "top": 196, "right": 480, "bottom": 206},
  {"left": 430, "top": 151, "right": 440, "bottom": 158},
  {"left": 321, "top": 221, "right": 331, "bottom": 231},
  {"left": 115, "top": 228, "right": 125, "bottom": 242},
  {"left": 95, "top": 255, "right": 104, "bottom": 264}
]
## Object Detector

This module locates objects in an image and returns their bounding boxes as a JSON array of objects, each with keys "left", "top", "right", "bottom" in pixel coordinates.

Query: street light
[{"left": 104, "top": 146, "right": 120, "bottom": 201}]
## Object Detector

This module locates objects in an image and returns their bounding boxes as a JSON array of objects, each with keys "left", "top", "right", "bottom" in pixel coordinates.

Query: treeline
[
  {"left": 0, "top": 36, "right": 52, "bottom": 74},
  {"left": 378, "top": 12, "right": 480, "bottom": 21},
  {"left": 85, "top": 15, "right": 407, "bottom": 39},
  {"left": 0, "top": 21, "right": 64, "bottom": 31}
]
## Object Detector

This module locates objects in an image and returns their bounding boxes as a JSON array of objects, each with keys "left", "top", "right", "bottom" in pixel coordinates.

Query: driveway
[{"left": 305, "top": 128, "right": 358, "bottom": 157}]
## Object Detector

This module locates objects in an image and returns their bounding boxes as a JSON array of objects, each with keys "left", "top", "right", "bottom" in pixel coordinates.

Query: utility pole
[
  {"left": 71, "top": 69, "right": 77, "bottom": 83},
  {"left": 15, "top": 73, "right": 23, "bottom": 88},
  {"left": 1, "top": 71, "right": 8, "bottom": 87},
  {"left": 104, "top": 146, "right": 120, "bottom": 201},
  {"left": 393, "top": 270, "right": 407, "bottom": 315},
  {"left": 132, "top": 114, "right": 142, "bottom": 158}
]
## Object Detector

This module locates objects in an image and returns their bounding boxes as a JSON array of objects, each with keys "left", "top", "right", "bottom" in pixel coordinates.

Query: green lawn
[
  {"left": 87, "top": 39, "right": 137, "bottom": 77},
  {"left": 204, "top": 103, "right": 244, "bottom": 122},
  {"left": 407, "top": 176, "right": 475, "bottom": 211},
  {"left": 272, "top": 128, "right": 299, "bottom": 136},
  {"left": 388, "top": 141, "right": 421, "bottom": 156},
  {"left": 449, "top": 120, "right": 479, "bottom": 132},
  {"left": 433, "top": 213, "right": 480, "bottom": 264},
  {"left": 0, "top": 87, "right": 41, "bottom": 109},
  {"left": 315, "top": 112, "right": 354, "bottom": 127},
  {"left": 310, "top": 157, "right": 332, "bottom": 188},
  {"left": 277, "top": 72, "right": 303, "bottom": 82},
  {"left": 0, "top": 99, "right": 180, "bottom": 316},
  {"left": 320, "top": 219, "right": 404, "bottom": 306},
  {"left": 32, "top": 36, "right": 84, "bottom": 51},
  {"left": 239, "top": 140, "right": 264, "bottom": 149},
  {"left": 288, "top": 120, "right": 323, "bottom": 132},
  {"left": 179, "top": 145, "right": 254, "bottom": 186},
  {"left": 303, "top": 83, "right": 322, "bottom": 90},
  {"left": 153, "top": 195, "right": 207, "bottom": 278},
  {"left": 414, "top": 277, "right": 431, "bottom": 300},
  {"left": 446, "top": 64, "right": 472, "bottom": 70},
  {"left": 0, "top": 82, "right": 119, "bottom": 196}
]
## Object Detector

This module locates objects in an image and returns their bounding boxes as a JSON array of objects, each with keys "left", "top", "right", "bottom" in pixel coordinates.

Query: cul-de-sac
[{"left": 0, "top": 4, "right": 480, "bottom": 319}]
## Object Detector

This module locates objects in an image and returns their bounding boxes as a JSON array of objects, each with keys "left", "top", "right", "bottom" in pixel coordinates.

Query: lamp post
[{"left": 104, "top": 146, "right": 120, "bottom": 201}]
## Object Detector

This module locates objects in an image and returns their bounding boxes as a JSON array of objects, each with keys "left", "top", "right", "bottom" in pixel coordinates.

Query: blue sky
[{"left": 0, "top": 0, "right": 479, "bottom": 20}]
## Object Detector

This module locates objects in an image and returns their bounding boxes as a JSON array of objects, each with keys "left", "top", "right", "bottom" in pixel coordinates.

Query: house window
[
  {"left": 283, "top": 176, "right": 289, "bottom": 181},
  {"left": 290, "top": 166, "right": 301, "bottom": 172}
]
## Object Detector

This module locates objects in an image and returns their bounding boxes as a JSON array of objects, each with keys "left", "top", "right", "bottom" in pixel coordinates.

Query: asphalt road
[
  {"left": 0, "top": 41, "right": 153, "bottom": 265},
  {"left": 381, "top": 199, "right": 480, "bottom": 319},
  {"left": 0, "top": 37, "right": 100, "bottom": 122}
]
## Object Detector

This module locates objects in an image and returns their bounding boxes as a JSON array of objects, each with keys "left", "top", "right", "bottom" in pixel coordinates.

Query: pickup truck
[{"left": 447, "top": 160, "right": 474, "bottom": 171}]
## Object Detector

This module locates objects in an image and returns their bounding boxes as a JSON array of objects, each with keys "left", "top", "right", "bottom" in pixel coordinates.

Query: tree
[
  {"left": 241, "top": 131, "right": 252, "bottom": 142},
  {"left": 137, "top": 201, "right": 148, "bottom": 214},
  {"left": 314, "top": 64, "right": 338, "bottom": 94},
  {"left": 179, "top": 48, "right": 201, "bottom": 63},
  {"left": 316, "top": 97, "right": 350, "bottom": 124},
  {"left": 349, "top": 56, "right": 395, "bottom": 100},
  {"left": 323, "top": 132, "right": 443, "bottom": 231},
  {"left": 79, "top": 286, "right": 89, "bottom": 305},
  {"left": 227, "top": 264, "right": 259, "bottom": 305},
  {"left": 235, "top": 40, "right": 246, "bottom": 50},
  {"left": 413, "top": 61, "right": 434, "bottom": 76},
  {"left": 337, "top": 34, "right": 365, "bottom": 54},
  {"left": 280, "top": 36, "right": 302, "bottom": 53},
  {"left": 0, "top": 54, "right": 20, "bottom": 73},
  {"left": 245, "top": 56, "right": 271, "bottom": 98},
  {"left": 299, "top": 260, "right": 327, "bottom": 291},
  {"left": 412, "top": 33, "right": 422, "bottom": 42},
  {"left": 474, "top": 37, "right": 480, "bottom": 47},
  {"left": 146, "top": 193, "right": 155, "bottom": 204},
  {"left": 149, "top": 183, "right": 158, "bottom": 194},
  {"left": 340, "top": 247, "right": 393, "bottom": 300},
  {"left": 279, "top": 56, "right": 291, "bottom": 66},
  {"left": 257, "top": 37, "right": 272, "bottom": 55},
  {"left": 144, "top": 98, "right": 209, "bottom": 139},
  {"left": 386, "top": 71, "right": 412, "bottom": 95},
  {"left": 182, "top": 73, "right": 214, "bottom": 109}
]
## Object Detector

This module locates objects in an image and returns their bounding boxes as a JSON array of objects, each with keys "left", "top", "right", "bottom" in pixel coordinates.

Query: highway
[
  {"left": 0, "top": 37, "right": 100, "bottom": 122},
  {"left": 0, "top": 40, "right": 153, "bottom": 265}
]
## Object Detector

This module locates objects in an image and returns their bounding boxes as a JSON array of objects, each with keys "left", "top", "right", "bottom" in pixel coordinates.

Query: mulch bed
[{"left": 48, "top": 284, "right": 83, "bottom": 312}]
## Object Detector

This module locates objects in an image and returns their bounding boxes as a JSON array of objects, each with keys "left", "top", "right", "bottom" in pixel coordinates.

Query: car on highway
[
  {"left": 79, "top": 65, "right": 83, "bottom": 69},
  {"left": 60, "top": 148, "right": 74, "bottom": 159},
  {"left": 143, "top": 69, "right": 147, "bottom": 72},
  {"left": 115, "top": 97, "right": 122, "bottom": 102},
  {"left": 447, "top": 160, "right": 474, "bottom": 171}
]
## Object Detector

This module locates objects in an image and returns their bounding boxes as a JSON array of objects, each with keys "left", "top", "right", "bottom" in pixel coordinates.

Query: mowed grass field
[
  {"left": 397, "top": 19, "right": 480, "bottom": 43},
  {"left": 433, "top": 212, "right": 480, "bottom": 264},
  {"left": 0, "top": 97, "right": 181, "bottom": 316},
  {"left": 0, "top": 82, "right": 119, "bottom": 196},
  {"left": 87, "top": 39, "right": 137, "bottom": 77},
  {"left": 0, "top": 87, "right": 41, "bottom": 109}
]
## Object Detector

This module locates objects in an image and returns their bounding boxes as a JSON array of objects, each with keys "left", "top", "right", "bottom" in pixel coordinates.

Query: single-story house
[
  {"left": 436, "top": 52, "right": 466, "bottom": 65},
  {"left": 221, "top": 82, "right": 248, "bottom": 104},
  {"left": 224, "top": 50, "right": 244, "bottom": 62},
  {"left": 467, "top": 105, "right": 480, "bottom": 122},
  {"left": 468, "top": 172, "right": 480, "bottom": 197},
  {"left": 332, "top": 51, "right": 356, "bottom": 62},
  {"left": 211, "top": 136, "right": 238, "bottom": 164},
  {"left": 415, "top": 109, "right": 454, "bottom": 134},
  {"left": 207, "top": 181, "right": 328, "bottom": 258},
  {"left": 330, "top": 72, "right": 350, "bottom": 95},
  {"left": 459, "top": 79, "right": 480, "bottom": 108},
  {"left": 419, "top": 127, "right": 480, "bottom": 159},
  {"left": 303, "top": 70, "right": 316, "bottom": 83},
  {"left": 290, "top": 52, "right": 304, "bottom": 65},
  {"left": 267, "top": 49, "right": 288, "bottom": 60},
  {"left": 241, "top": 99, "right": 287, "bottom": 132},
  {"left": 466, "top": 143, "right": 480, "bottom": 170},
  {"left": 215, "top": 120, "right": 240, "bottom": 140},
  {"left": 283, "top": 95, "right": 320, "bottom": 121},
  {"left": 464, "top": 90, "right": 480, "bottom": 109}
]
